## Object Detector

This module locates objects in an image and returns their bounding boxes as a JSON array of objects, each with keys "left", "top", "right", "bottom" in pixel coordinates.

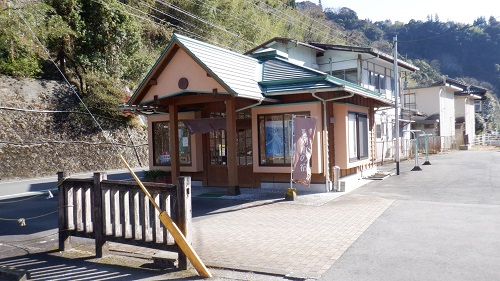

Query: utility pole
[{"left": 393, "top": 36, "right": 400, "bottom": 175}]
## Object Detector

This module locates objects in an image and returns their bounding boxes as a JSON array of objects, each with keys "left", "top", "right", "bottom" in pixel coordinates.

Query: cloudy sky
[{"left": 305, "top": 0, "right": 498, "bottom": 25}]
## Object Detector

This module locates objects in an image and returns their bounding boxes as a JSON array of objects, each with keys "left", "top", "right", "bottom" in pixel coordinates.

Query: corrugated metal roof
[
  {"left": 263, "top": 81, "right": 336, "bottom": 95},
  {"left": 258, "top": 57, "right": 392, "bottom": 105},
  {"left": 174, "top": 34, "right": 264, "bottom": 101},
  {"left": 261, "top": 59, "right": 324, "bottom": 82}
]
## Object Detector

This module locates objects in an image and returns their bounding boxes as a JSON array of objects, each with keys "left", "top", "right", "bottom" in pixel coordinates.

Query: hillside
[
  {"left": 321, "top": 5, "right": 500, "bottom": 93},
  {"left": 0, "top": 75, "right": 148, "bottom": 181}
]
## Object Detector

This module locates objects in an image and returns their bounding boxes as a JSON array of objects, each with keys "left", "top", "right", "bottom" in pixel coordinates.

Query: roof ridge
[{"left": 173, "top": 33, "right": 258, "bottom": 62}]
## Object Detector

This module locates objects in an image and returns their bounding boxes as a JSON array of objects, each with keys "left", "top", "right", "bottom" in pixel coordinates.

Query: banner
[{"left": 292, "top": 117, "right": 317, "bottom": 187}]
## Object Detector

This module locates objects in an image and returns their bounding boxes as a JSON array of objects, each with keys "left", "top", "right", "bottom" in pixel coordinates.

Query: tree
[
  {"left": 483, "top": 92, "right": 500, "bottom": 131},
  {"left": 0, "top": 1, "right": 72, "bottom": 77},
  {"left": 407, "top": 59, "right": 442, "bottom": 87},
  {"left": 325, "top": 7, "right": 359, "bottom": 30},
  {"left": 475, "top": 113, "right": 486, "bottom": 134}
]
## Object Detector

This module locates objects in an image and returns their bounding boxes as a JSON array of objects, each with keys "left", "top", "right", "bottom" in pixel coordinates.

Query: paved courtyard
[{"left": 192, "top": 188, "right": 394, "bottom": 279}]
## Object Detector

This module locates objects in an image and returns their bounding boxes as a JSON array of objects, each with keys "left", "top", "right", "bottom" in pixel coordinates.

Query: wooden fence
[{"left": 58, "top": 171, "right": 192, "bottom": 269}]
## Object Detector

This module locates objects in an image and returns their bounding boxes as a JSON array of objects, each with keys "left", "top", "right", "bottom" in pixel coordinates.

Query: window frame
[
  {"left": 257, "top": 111, "right": 310, "bottom": 166},
  {"left": 152, "top": 121, "right": 192, "bottom": 166},
  {"left": 404, "top": 93, "right": 416, "bottom": 110},
  {"left": 348, "top": 111, "right": 369, "bottom": 162}
]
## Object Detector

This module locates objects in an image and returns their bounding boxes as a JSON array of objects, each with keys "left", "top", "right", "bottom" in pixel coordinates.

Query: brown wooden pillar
[
  {"left": 225, "top": 97, "right": 240, "bottom": 195},
  {"left": 169, "top": 104, "right": 180, "bottom": 183}
]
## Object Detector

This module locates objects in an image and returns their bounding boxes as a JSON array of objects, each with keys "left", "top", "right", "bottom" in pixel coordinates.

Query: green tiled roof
[
  {"left": 129, "top": 34, "right": 393, "bottom": 106},
  {"left": 174, "top": 34, "right": 264, "bottom": 101}
]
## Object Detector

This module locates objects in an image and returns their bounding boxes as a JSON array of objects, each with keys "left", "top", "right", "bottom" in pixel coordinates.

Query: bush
[{"left": 142, "top": 169, "right": 171, "bottom": 183}]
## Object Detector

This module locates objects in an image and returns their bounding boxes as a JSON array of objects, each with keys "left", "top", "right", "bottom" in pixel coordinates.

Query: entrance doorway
[{"left": 205, "top": 110, "right": 257, "bottom": 187}]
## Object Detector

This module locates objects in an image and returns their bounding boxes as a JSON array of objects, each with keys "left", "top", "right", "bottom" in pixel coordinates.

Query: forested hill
[
  {"left": 320, "top": 4, "right": 500, "bottom": 94},
  {"left": 0, "top": 0, "right": 498, "bottom": 119}
]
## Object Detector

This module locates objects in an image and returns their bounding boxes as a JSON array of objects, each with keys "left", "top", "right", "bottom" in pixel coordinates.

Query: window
[
  {"left": 380, "top": 75, "right": 386, "bottom": 90},
  {"left": 152, "top": 121, "right": 191, "bottom": 166},
  {"left": 404, "top": 93, "right": 416, "bottom": 110},
  {"left": 348, "top": 112, "right": 368, "bottom": 161},
  {"left": 369, "top": 71, "right": 386, "bottom": 92},
  {"left": 237, "top": 109, "right": 252, "bottom": 165},
  {"left": 258, "top": 112, "right": 309, "bottom": 166},
  {"left": 474, "top": 100, "right": 482, "bottom": 112},
  {"left": 376, "top": 124, "right": 382, "bottom": 139},
  {"left": 332, "top": 69, "right": 357, "bottom": 84},
  {"left": 209, "top": 112, "right": 226, "bottom": 165}
]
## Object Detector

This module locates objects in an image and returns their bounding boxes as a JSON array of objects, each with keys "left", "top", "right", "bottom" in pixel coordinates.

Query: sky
[{"left": 306, "top": 0, "right": 499, "bottom": 25}]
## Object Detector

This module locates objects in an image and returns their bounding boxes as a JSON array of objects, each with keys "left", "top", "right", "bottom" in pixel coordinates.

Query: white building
[{"left": 404, "top": 77, "right": 484, "bottom": 150}]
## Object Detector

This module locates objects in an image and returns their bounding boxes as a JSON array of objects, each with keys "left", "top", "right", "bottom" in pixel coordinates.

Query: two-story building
[
  {"left": 123, "top": 34, "right": 417, "bottom": 194},
  {"left": 245, "top": 38, "right": 419, "bottom": 164},
  {"left": 403, "top": 77, "right": 485, "bottom": 150}
]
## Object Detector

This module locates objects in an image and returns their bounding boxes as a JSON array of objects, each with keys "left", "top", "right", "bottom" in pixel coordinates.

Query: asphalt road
[
  {"left": 319, "top": 149, "right": 500, "bottom": 281},
  {"left": 0, "top": 168, "right": 146, "bottom": 199}
]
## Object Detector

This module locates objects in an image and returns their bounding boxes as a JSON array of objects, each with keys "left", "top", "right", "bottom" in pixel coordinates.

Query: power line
[
  {"left": 114, "top": 0, "right": 236, "bottom": 50},
  {"left": 155, "top": 0, "right": 256, "bottom": 50},
  {"left": 253, "top": 0, "right": 371, "bottom": 48}
]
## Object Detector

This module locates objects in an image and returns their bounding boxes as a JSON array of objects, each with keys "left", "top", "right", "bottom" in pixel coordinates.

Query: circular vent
[{"left": 178, "top": 77, "right": 189, "bottom": 89}]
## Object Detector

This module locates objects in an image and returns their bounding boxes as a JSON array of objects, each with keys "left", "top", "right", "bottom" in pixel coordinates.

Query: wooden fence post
[
  {"left": 93, "top": 172, "right": 109, "bottom": 257},
  {"left": 175, "top": 176, "right": 192, "bottom": 270},
  {"left": 58, "top": 171, "right": 71, "bottom": 251}
]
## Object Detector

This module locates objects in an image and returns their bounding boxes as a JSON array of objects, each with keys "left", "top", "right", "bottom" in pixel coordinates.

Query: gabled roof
[
  {"left": 309, "top": 42, "right": 419, "bottom": 72},
  {"left": 128, "top": 33, "right": 264, "bottom": 105},
  {"left": 244, "top": 37, "right": 325, "bottom": 56},
  {"left": 431, "top": 77, "right": 487, "bottom": 98},
  {"left": 127, "top": 34, "right": 393, "bottom": 108}
]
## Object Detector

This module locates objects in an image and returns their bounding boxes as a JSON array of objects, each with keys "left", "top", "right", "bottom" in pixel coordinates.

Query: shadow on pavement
[
  {"left": 193, "top": 196, "right": 283, "bottom": 218},
  {"left": 0, "top": 249, "right": 201, "bottom": 281}
]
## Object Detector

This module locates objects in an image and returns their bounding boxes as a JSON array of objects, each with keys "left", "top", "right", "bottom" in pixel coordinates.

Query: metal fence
[
  {"left": 375, "top": 136, "right": 456, "bottom": 164},
  {"left": 474, "top": 134, "right": 500, "bottom": 146}
]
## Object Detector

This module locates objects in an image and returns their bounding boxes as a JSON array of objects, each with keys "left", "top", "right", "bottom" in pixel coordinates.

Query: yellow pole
[{"left": 119, "top": 155, "right": 212, "bottom": 278}]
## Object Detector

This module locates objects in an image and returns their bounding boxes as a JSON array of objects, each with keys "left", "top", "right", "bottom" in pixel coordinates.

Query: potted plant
[{"left": 142, "top": 169, "right": 172, "bottom": 183}]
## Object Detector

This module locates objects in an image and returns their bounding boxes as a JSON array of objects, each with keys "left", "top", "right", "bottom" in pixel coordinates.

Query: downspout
[
  {"left": 312, "top": 91, "right": 355, "bottom": 192},
  {"left": 235, "top": 97, "right": 264, "bottom": 112}
]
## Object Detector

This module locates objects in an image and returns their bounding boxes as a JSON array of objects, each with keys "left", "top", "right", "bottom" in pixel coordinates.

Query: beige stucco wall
[
  {"left": 333, "top": 102, "right": 370, "bottom": 169},
  {"left": 147, "top": 111, "right": 203, "bottom": 172},
  {"left": 413, "top": 85, "right": 457, "bottom": 138},
  {"left": 251, "top": 102, "right": 323, "bottom": 174},
  {"left": 142, "top": 48, "right": 225, "bottom": 103}
]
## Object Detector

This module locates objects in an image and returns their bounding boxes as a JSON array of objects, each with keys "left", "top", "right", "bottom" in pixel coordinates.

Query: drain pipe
[
  {"left": 312, "top": 90, "right": 354, "bottom": 192},
  {"left": 236, "top": 98, "right": 264, "bottom": 112}
]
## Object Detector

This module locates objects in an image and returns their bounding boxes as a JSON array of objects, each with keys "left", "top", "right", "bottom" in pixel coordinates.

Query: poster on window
[
  {"left": 265, "top": 120, "right": 285, "bottom": 157},
  {"left": 292, "top": 116, "right": 317, "bottom": 187}
]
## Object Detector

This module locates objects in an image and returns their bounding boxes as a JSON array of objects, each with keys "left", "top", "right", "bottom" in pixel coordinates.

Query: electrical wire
[
  {"left": 112, "top": 0, "right": 234, "bottom": 50},
  {"left": 253, "top": 0, "right": 367, "bottom": 47},
  {"left": 0, "top": 139, "right": 146, "bottom": 147},
  {"left": 0, "top": 210, "right": 58, "bottom": 221},
  {"left": 156, "top": 0, "right": 256, "bottom": 45},
  {"left": 0, "top": 106, "right": 128, "bottom": 122},
  {"left": 10, "top": 0, "right": 121, "bottom": 156}
]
